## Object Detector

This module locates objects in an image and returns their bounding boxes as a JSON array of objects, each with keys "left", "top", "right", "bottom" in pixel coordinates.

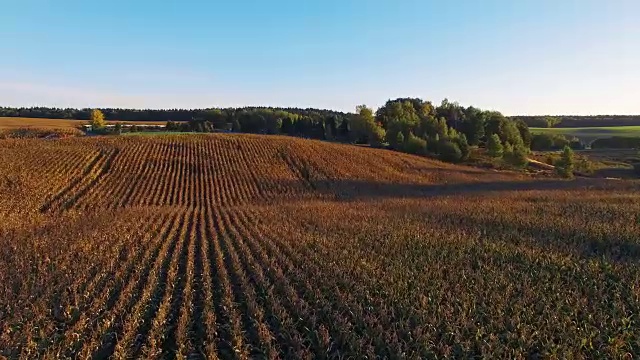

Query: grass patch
[{"left": 530, "top": 126, "right": 640, "bottom": 144}]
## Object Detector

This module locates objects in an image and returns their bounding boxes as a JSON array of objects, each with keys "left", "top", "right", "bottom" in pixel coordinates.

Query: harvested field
[
  {"left": 0, "top": 117, "right": 168, "bottom": 130},
  {"left": 1, "top": 134, "right": 639, "bottom": 359}
]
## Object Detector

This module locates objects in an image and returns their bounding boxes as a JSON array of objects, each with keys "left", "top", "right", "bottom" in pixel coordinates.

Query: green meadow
[{"left": 530, "top": 126, "right": 640, "bottom": 143}]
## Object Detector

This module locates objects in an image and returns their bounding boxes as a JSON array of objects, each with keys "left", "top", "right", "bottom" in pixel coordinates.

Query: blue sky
[{"left": 1, "top": 0, "right": 638, "bottom": 115}]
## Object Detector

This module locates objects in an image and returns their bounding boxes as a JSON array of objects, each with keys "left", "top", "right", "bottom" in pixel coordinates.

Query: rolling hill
[{"left": 1, "top": 134, "right": 639, "bottom": 358}]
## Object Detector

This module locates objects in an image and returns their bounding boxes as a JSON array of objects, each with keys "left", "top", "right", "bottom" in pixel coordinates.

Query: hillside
[
  {"left": 0, "top": 134, "right": 525, "bottom": 214},
  {"left": 1, "top": 134, "right": 639, "bottom": 358}
]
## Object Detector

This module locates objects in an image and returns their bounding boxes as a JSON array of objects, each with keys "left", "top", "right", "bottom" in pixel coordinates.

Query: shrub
[
  {"left": 403, "top": 134, "right": 427, "bottom": 155},
  {"left": 576, "top": 156, "right": 595, "bottom": 175},
  {"left": 166, "top": 121, "right": 179, "bottom": 131},
  {"left": 569, "top": 138, "right": 585, "bottom": 150},
  {"left": 438, "top": 141, "right": 463, "bottom": 163}
]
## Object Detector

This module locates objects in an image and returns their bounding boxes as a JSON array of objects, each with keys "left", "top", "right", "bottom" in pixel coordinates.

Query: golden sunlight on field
[{"left": 1, "top": 134, "right": 639, "bottom": 358}]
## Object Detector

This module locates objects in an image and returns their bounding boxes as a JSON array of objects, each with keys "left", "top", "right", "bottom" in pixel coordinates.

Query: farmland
[
  {"left": 1, "top": 134, "right": 640, "bottom": 358},
  {"left": 530, "top": 126, "right": 640, "bottom": 144},
  {"left": 0, "top": 117, "right": 169, "bottom": 129}
]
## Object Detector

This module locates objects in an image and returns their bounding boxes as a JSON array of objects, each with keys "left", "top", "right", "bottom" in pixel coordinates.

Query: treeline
[
  {"left": 0, "top": 106, "right": 349, "bottom": 125},
  {"left": 591, "top": 137, "right": 640, "bottom": 149},
  {"left": 166, "top": 98, "right": 532, "bottom": 161},
  {"left": 1, "top": 106, "right": 352, "bottom": 140},
  {"left": 166, "top": 107, "right": 351, "bottom": 140},
  {"left": 512, "top": 115, "right": 640, "bottom": 128}
]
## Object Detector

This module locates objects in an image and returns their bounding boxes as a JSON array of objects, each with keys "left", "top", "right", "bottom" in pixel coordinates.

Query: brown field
[
  {"left": 0, "top": 117, "right": 168, "bottom": 130},
  {"left": 1, "top": 134, "right": 639, "bottom": 359}
]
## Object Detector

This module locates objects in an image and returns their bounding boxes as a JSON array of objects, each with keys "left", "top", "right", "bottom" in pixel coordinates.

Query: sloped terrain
[{"left": 1, "top": 134, "right": 639, "bottom": 359}]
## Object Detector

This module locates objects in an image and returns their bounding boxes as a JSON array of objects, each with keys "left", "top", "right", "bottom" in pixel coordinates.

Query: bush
[
  {"left": 545, "top": 153, "right": 559, "bottom": 166},
  {"left": 403, "top": 134, "right": 427, "bottom": 155},
  {"left": 576, "top": 157, "right": 595, "bottom": 175},
  {"left": 166, "top": 121, "right": 180, "bottom": 131},
  {"left": 569, "top": 138, "right": 585, "bottom": 150},
  {"left": 438, "top": 141, "right": 463, "bottom": 163}
]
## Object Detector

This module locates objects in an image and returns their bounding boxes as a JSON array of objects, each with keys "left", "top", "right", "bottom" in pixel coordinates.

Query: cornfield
[{"left": 1, "top": 134, "right": 639, "bottom": 359}]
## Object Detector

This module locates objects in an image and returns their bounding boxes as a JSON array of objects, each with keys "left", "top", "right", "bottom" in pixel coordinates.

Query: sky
[{"left": 1, "top": 0, "right": 639, "bottom": 115}]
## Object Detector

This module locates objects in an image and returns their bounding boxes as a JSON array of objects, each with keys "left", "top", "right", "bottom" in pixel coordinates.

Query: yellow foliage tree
[{"left": 90, "top": 109, "right": 106, "bottom": 130}]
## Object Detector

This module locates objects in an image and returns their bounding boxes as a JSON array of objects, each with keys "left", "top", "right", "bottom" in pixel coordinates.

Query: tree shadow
[
  {"left": 274, "top": 177, "right": 640, "bottom": 262},
  {"left": 292, "top": 177, "right": 640, "bottom": 201},
  {"left": 440, "top": 212, "right": 640, "bottom": 263}
]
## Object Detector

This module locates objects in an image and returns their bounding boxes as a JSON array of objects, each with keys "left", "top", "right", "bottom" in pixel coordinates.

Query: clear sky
[{"left": 1, "top": 0, "right": 638, "bottom": 115}]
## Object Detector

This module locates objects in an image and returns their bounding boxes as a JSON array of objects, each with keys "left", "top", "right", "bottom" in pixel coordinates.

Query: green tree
[
  {"left": 90, "top": 109, "right": 106, "bottom": 131},
  {"left": 453, "top": 133, "right": 471, "bottom": 161},
  {"left": 515, "top": 120, "right": 532, "bottom": 148},
  {"left": 436, "top": 117, "right": 449, "bottom": 138},
  {"left": 354, "top": 105, "right": 385, "bottom": 146},
  {"left": 353, "top": 105, "right": 374, "bottom": 142},
  {"left": 485, "top": 112, "right": 525, "bottom": 146},
  {"left": 395, "top": 131, "right": 405, "bottom": 148},
  {"left": 203, "top": 109, "right": 227, "bottom": 129},
  {"left": 460, "top": 107, "right": 485, "bottom": 145},
  {"left": 502, "top": 121, "right": 524, "bottom": 147},
  {"left": 427, "top": 134, "right": 440, "bottom": 153},
  {"left": 487, "top": 134, "right": 504, "bottom": 158},
  {"left": 508, "top": 144, "right": 529, "bottom": 168},
  {"left": 503, "top": 142, "right": 514, "bottom": 159},
  {"left": 232, "top": 118, "right": 242, "bottom": 132},
  {"left": 375, "top": 98, "right": 424, "bottom": 132},
  {"left": 545, "top": 116, "right": 561, "bottom": 128},
  {"left": 556, "top": 146, "right": 575, "bottom": 178}
]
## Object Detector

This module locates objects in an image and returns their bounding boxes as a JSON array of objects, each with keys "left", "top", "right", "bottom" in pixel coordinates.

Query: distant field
[
  {"left": 122, "top": 131, "right": 195, "bottom": 136},
  {"left": 530, "top": 126, "right": 640, "bottom": 143},
  {"left": 0, "top": 117, "right": 168, "bottom": 130}
]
